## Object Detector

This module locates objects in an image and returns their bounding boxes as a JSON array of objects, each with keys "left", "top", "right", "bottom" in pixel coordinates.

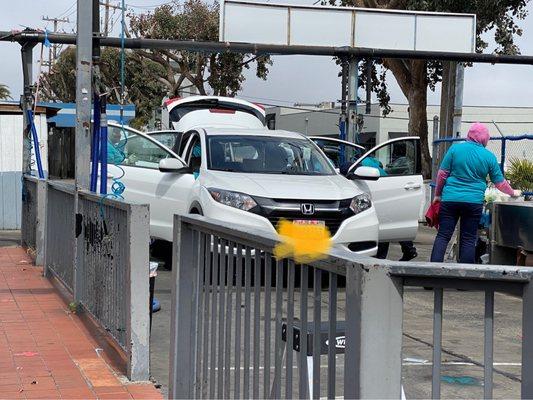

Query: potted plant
[{"left": 506, "top": 158, "right": 533, "bottom": 201}]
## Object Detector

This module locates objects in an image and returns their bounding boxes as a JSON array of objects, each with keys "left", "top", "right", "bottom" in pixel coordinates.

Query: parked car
[
  {"left": 106, "top": 126, "right": 423, "bottom": 259},
  {"left": 106, "top": 123, "right": 381, "bottom": 256}
]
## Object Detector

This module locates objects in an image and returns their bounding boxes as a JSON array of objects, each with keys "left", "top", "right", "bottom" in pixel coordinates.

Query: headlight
[
  {"left": 208, "top": 188, "right": 257, "bottom": 211},
  {"left": 350, "top": 193, "right": 372, "bottom": 215}
]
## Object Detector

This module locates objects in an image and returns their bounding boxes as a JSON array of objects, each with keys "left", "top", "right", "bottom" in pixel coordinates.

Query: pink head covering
[{"left": 467, "top": 122, "right": 490, "bottom": 147}]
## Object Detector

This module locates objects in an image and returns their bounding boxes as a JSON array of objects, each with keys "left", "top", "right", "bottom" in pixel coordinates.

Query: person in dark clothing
[{"left": 376, "top": 241, "right": 418, "bottom": 261}]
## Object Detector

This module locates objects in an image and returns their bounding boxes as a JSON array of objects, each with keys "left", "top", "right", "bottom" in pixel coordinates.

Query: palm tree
[{"left": 0, "top": 84, "right": 12, "bottom": 100}]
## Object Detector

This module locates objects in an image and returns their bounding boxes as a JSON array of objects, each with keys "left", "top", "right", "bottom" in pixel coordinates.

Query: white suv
[{"left": 107, "top": 124, "right": 381, "bottom": 255}]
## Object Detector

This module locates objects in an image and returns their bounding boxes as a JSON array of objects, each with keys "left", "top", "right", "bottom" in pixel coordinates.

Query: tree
[
  {"left": 0, "top": 84, "right": 12, "bottom": 100},
  {"left": 128, "top": 0, "right": 272, "bottom": 97},
  {"left": 38, "top": 46, "right": 168, "bottom": 128},
  {"left": 327, "top": 0, "right": 528, "bottom": 177}
]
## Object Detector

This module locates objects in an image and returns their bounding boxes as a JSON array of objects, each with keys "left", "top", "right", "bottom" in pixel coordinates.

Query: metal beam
[{"left": 4, "top": 30, "right": 533, "bottom": 65}]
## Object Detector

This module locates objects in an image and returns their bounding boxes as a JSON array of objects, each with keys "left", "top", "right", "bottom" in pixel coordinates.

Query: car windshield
[{"left": 207, "top": 135, "right": 335, "bottom": 175}]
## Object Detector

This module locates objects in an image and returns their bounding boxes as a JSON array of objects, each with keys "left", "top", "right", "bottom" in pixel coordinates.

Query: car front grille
[{"left": 251, "top": 197, "right": 354, "bottom": 236}]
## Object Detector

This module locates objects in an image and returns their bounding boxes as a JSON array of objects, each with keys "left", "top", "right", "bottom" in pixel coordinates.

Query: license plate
[{"left": 292, "top": 220, "right": 325, "bottom": 226}]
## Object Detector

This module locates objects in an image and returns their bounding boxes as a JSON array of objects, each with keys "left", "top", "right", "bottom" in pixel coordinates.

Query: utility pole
[
  {"left": 41, "top": 16, "right": 70, "bottom": 71},
  {"left": 100, "top": 0, "right": 124, "bottom": 36},
  {"left": 437, "top": 62, "right": 464, "bottom": 170},
  {"left": 347, "top": 58, "right": 359, "bottom": 147},
  {"left": 103, "top": 0, "right": 110, "bottom": 36}
]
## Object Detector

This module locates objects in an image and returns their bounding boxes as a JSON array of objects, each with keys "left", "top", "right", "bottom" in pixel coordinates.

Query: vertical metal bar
[
  {"left": 500, "top": 138, "right": 507, "bottom": 172},
  {"left": 224, "top": 241, "right": 234, "bottom": 400},
  {"left": 313, "top": 269, "right": 322, "bottom": 400},
  {"left": 521, "top": 281, "right": 533, "bottom": 398},
  {"left": 209, "top": 236, "right": 219, "bottom": 400},
  {"left": 75, "top": 0, "right": 93, "bottom": 190},
  {"left": 299, "top": 265, "right": 309, "bottom": 398},
  {"left": 263, "top": 254, "right": 272, "bottom": 399},
  {"left": 217, "top": 240, "right": 227, "bottom": 399},
  {"left": 234, "top": 244, "right": 243, "bottom": 400},
  {"left": 202, "top": 234, "right": 212, "bottom": 399},
  {"left": 484, "top": 290, "right": 494, "bottom": 399},
  {"left": 195, "top": 233, "right": 206, "bottom": 399},
  {"left": 273, "top": 260, "right": 283, "bottom": 399},
  {"left": 243, "top": 247, "right": 252, "bottom": 399},
  {"left": 432, "top": 288, "right": 444, "bottom": 400},
  {"left": 327, "top": 273, "right": 337, "bottom": 399},
  {"left": 286, "top": 260, "right": 295, "bottom": 399},
  {"left": 168, "top": 217, "right": 199, "bottom": 399},
  {"left": 253, "top": 251, "right": 261, "bottom": 398}
]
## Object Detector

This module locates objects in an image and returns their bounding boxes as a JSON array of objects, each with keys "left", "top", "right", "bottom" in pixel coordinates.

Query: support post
[
  {"left": 452, "top": 63, "right": 464, "bottom": 138},
  {"left": 20, "top": 43, "right": 35, "bottom": 176},
  {"left": 344, "top": 263, "right": 403, "bottom": 398},
  {"left": 431, "top": 115, "right": 439, "bottom": 199},
  {"left": 365, "top": 59, "right": 372, "bottom": 115},
  {"left": 522, "top": 281, "right": 533, "bottom": 397},
  {"left": 438, "top": 61, "right": 457, "bottom": 163},
  {"left": 169, "top": 216, "right": 200, "bottom": 399},
  {"left": 35, "top": 179, "right": 47, "bottom": 266},
  {"left": 347, "top": 58, "right": 359, "bottom": 146},
  {"left": 73, "top": 0, "right": 94, "bottom": 303},
  {"left": 126, "top": 203, "right": 150, "bottom": 381},
  {"left": 339, "top": 59, "right": 349, "bottom": 165},
  {"left": 74, "top": 0, "right": 95, "bottom": 191},
  {"left": 20, "top": 43, "right": 36, "bottom": 247}
]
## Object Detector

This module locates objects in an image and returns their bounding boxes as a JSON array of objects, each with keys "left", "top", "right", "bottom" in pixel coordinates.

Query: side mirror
[
  {"left": 159, "top": 158, "right": 189, "bottom": 173},
  {"left": 347, "top": 166, "right": 380, "bottom": 181}
]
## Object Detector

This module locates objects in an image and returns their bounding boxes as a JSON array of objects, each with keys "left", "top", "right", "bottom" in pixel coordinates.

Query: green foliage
[
  {"left": 38, "top": 46, "right": 167, "bottom": 127},
  {"left": 326, "top": 0, "right": 528, "bottom": 178},
  {"left": 0, "top": 83, "right": 12, "bottom": 100},
  {"left": 128, "top": 0, "right": 272, "bottom": 97},
  {"left": 506, "top": 158, "right": 533, "bottom": 192}
]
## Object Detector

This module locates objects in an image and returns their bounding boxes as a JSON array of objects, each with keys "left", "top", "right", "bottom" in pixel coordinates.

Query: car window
[
  {"left": 108, "top": 126, "right": 172, "bottom": 169},
  {"left": 358, "top": 139, "right": 420, "bottom": 176},
  {"left": 149, "top": 132, "right": 181, "bottom": 152},
  {"left": 208, "top": 135, "right": 335, "bottom": 175},
  {"left": 185, "top": 134, "right": 202, "bottom": 176},
  {"left": 312, "top": 139, "right": 366, "bottom": 169}
]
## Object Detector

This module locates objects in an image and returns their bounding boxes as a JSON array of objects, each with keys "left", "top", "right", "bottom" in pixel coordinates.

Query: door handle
[{"left": 404, "top": 183, "right": 422, "bottom": 190}]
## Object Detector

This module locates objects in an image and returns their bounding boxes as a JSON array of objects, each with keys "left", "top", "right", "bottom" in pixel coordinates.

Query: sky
[{"left": 2, "top": 0, "right": 533, "bottom": 108}]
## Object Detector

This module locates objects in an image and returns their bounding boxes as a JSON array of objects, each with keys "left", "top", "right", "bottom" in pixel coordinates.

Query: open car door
[{"left": 347, "top": 137, "right": 423, "bottom": 242}]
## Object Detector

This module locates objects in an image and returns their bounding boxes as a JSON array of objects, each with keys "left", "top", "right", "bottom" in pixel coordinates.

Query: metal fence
[
  {"left": 170, "top": 214, "right": 533, "bottom": 399},
  {"left": 44, "top": 181, "right": 75, "bottom": 291},
  {"left": 76, "top": 191, "right": 150, "bottom": 381}
]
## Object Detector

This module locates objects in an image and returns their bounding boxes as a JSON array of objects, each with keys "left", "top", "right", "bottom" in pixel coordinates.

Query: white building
[{"left": 265, "top": 102, "right": 533, "bottom": 163}]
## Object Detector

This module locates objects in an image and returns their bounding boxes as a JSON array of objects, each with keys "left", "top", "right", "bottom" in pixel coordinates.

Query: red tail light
[
  {"left": 164, "top": 97, "right": 181, "bottom": 106},
  {"left": 209, "top": 108, "right": 236, "bottom": 114},
  {"left": 253, "top": 102, "right": 265, "bottom": 110}
]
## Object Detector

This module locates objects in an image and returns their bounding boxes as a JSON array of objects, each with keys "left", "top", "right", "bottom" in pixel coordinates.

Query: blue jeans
[{"left": 430, "top": 201, "right": 483, "bottom": 263}]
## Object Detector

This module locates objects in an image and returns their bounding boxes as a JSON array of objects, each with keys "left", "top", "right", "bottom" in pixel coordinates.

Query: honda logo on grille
[{"left": 300, "top": 203, "right": 315, "bottom": 215}]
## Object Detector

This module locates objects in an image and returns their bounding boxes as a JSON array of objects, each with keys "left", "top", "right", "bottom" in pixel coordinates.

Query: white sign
[{"left": 220, "top": 0, "right": 476, "bottom": 53}]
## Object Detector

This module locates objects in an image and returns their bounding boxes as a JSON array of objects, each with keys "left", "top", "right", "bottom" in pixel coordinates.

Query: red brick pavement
[{"left": 0, "top": 246, "right": 163, "bottom": 400}]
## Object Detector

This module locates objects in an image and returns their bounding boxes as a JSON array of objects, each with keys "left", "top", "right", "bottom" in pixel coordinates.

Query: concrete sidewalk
[{"left": 0, "top": 245, "right": 162, "bottom": 399}]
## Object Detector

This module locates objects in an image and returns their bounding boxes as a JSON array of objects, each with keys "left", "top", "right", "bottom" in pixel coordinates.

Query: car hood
[{"left": 201, "top": 171, "right": 362, "bottom": 200}]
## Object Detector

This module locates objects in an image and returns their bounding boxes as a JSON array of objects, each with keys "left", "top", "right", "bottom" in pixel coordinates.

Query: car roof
[{"left": 202, "top": 128, "right": 307, "bottom": 139}]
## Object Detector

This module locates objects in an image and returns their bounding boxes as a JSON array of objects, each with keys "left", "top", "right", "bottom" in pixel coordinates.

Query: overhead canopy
[{"left": 219, "top": 0, "right": 476, "bottom": 54}]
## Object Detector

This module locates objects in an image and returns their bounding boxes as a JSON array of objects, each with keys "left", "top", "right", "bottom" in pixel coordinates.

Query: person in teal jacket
[
  {"left": 107, "top": 129, "right": 125, "bottom": 165},
  {"left": 431, "top": 122, "right": 521, "bottom": 263}
]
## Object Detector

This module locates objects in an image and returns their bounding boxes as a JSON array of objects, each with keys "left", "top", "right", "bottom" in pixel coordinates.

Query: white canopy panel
[{"left": 220, "top": 0, "right": 476, "bottom": 53}]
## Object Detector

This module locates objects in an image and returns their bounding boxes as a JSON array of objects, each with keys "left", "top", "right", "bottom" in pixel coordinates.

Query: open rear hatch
[{"left": 166, "top": 96, "right": 266, "bottom": 127}]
